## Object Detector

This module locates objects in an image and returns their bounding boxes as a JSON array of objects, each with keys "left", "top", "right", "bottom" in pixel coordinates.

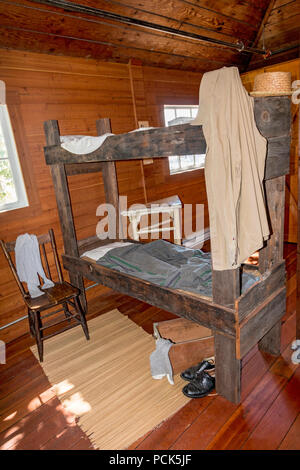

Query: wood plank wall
[
  {"left": 0, "top": 49, "right": 203, "bottom": 343},
  {"left": 241, "top": 58, "right": 300, "bottom": 243}
]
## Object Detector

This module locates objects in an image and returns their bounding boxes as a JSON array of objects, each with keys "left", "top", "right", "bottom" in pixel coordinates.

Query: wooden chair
[{"left": 0, "top": 229, "right": 89, "bottom": 362}]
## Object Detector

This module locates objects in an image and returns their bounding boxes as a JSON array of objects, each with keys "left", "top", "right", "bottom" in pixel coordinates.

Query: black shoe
[
  {"left": 180, "top": 359, "right": 215, "bottom": 382},
  {"left": 182, "top": 371, "right": 216, "bottom": 399}
]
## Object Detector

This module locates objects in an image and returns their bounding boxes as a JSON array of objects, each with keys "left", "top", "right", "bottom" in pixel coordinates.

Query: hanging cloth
[
  {"left": 191, "top": 66, "right": 270, "bottom": 270},
  {"left": 15, "top": 234, "right": 54, "bottom": 298}
]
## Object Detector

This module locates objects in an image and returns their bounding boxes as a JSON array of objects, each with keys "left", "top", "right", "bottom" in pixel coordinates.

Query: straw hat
[{"left": 250, "top": 71, "right": 292, "bottom": 97}]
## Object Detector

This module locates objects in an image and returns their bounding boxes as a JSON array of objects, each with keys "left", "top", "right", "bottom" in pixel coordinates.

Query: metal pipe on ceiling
[{"left": 30, "top": 0, "right": 269, "bottom": 56}]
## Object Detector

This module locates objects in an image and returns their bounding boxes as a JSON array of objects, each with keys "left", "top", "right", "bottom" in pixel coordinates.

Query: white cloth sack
[
  {"left": 81, "top": 242, "right": 133, "bottom": 261},
  {"left": 60, "top": 133, "right": 114, "bottom": 155},
  {"left": 15, "top": 234, "right": 54, "bottom": 298},
  {"left": 150, "top": 338, "right": 174, "bottom": 385}
]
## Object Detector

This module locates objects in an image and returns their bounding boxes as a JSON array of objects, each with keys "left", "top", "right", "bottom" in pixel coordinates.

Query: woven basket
[{"left": 250, "top": 71, "right": 292, "bottom": 97}]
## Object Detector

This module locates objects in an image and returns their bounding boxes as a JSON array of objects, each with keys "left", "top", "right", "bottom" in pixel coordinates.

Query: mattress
[{"left": 92, "top": 239, "right": 258, "bottom": 297}]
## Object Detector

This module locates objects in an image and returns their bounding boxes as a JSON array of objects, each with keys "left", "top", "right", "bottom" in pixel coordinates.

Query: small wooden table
[{"left": 121, "top": 195, "right": 182, "bottom": 244}]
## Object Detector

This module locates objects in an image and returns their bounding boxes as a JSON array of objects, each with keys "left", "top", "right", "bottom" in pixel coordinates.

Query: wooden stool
[
  {"left": 0, "top": 229, "right": 89, "bottom": 362},
  {"left": 121, "top": 195, "right": 182, "bottom": 244}
]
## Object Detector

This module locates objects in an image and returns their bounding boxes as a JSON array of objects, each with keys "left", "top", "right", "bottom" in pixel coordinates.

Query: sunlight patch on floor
[
  {"left": 1, "top": 431, "right": 24, "bottom": 450},
  {"left": 3, "top": 411, "right": 17, "bottom": 421},
  {"left": 27, "top": 396, "right": 43, "bottom": 412},
  {"left": 53, "top": 379, "right": 75, "bottom": 395},
  {"left": 61, "top": 392, "right": 91, "bottom": 416},
  {"left": 4, "top": 425, "right": 20, "bottom": 439}
]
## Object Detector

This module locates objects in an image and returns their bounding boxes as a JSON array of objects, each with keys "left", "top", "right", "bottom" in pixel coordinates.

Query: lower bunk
[{"left": 62, "top": 239, "right": 286, "bottom": 404}]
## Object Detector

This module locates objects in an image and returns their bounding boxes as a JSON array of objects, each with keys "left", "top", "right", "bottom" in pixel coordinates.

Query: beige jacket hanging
[{"left": 191, "top": 66, "right": 269, "bottom": 271}]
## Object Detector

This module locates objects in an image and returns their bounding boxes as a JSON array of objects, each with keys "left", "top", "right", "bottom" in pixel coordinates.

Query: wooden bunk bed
[{"left": 43, "top": 96, "right": 291, "bottom": 404}]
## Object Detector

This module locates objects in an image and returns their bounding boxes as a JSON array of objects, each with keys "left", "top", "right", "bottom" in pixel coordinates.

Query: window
[
  {"left": 163, "top": 105, "right": 206, "bottom": 175},
  {"left": 0, "top": 104, "right": 28, "bottom": 212}
]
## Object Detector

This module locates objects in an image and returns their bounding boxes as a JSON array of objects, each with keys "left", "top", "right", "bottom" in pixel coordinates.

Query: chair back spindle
[
  {"left": 41, "top": 243, "right": 52, "bottom": 280},
  {"left": 49, "top": 228, "right": 63, "bottom": 283}
]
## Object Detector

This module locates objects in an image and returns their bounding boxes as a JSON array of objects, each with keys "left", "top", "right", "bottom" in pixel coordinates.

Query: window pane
[
  {"left": 180, "top": 155, "right": 195, "bottom": 169},
  {"left": 176, "top": 108, "right": 191, "bottom": 118},
  {"left": 164, "top": 105, "right": 204, "bottom": 175},
  {"left": 0, "top": 159, "right": 17, "bottom": 204},
  {"left": 0, "top": 104, "right": 28, "bottom": 212},
  {"left": 0, "top": 124, "right": 8, "bottom": 159},
  {"left": 195, "top": 154, "right": 206, "bottom": 167},
  {"left": 164, "top": 108, "right": 175, "bottom": 126},
  {"left": 169, "top": 156, "right": 180, "bottom": 171}
]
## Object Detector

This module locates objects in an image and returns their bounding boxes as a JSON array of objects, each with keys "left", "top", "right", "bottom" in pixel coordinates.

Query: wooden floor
[{"left": 0, "top": 244, "right": 299, "bottom": 451}]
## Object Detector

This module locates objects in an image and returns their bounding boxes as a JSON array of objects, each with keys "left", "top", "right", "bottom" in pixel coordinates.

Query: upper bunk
[{"left": 44, "top": 96, "right": 291, "bottom": 181}]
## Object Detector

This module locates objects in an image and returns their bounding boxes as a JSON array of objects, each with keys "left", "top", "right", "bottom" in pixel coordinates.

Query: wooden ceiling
[
  {"left": 249, "top": 0, "right": 300, "bottom": 69},
  {"left": 0, "top": 0, "right": 299, "bottom": 73}
]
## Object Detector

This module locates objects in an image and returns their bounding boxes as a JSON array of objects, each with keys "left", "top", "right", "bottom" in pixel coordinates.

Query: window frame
[
  {"left": 0, "top": 104, "right": 28, "bottom": 213},
  {"left": 163, "top": 105, "right": 206, "bottom": 175}
]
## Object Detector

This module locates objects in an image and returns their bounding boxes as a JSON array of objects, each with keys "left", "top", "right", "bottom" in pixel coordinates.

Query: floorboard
[
  {"left": 278, "top": 414, "right": 300, "bottom": 450},
  {"left": 241, "top": 367, "right": 300, "bottom": 450}
]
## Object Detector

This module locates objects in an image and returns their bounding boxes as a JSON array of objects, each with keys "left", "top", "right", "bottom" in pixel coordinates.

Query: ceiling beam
[
  {"left": 252, "top": 0, "right": 277, "bottom": 48},
  {"left": 29, "top": 0, "right": 267, "bottom": 56}
]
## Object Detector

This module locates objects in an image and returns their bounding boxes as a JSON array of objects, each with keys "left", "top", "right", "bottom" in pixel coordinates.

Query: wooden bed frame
[{"left": 43, "top": 96, "right": 291, "bottom": 404}]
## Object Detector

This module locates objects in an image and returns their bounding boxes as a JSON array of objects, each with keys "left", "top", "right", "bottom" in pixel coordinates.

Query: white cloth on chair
[{"left": 15, "top": 234, "right": 54, "bottom": 298}]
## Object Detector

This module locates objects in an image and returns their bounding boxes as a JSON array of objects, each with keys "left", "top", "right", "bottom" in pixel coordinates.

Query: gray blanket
[{"left": 96, "top": 239, "right": 258, "bottom": 297}]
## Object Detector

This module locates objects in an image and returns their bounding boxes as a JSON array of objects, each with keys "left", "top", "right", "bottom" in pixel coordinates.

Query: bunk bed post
[
  {"left": 44, "top": 120, "right": 87, "bottom": 310},
  {"left": 212, "top": 268, "right": 241, "bottom": 403},
  {"left": 96, "top": 119, "right": 121, "bottom": 240},
  {"left": 212, "top": 269, "right": 240, "bottom": 308},
  {"left": 258, "top": 175, "right": 286, "bottom": 355},
  {"left": 214, "top": 332, "right": 241, "bottom": 404},
  {"left": 259, "top": 176, "right": 285, "bottom": 273}
]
